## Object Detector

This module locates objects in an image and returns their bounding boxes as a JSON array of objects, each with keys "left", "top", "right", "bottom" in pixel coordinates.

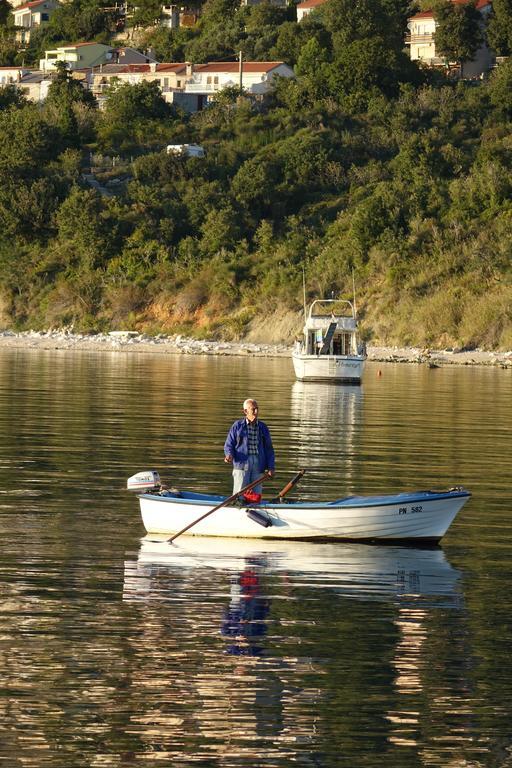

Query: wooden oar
[
  {"left": 273, "top": 468, "right": 306, "bottom": 502},
  {"left": 167, "top": 472, "right": 270, "bottom": 543}
]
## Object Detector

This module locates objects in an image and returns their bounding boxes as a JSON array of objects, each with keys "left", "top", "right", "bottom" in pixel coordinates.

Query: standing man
[{"left": 224, "top": 398, "right": 275, "bottom": 494}]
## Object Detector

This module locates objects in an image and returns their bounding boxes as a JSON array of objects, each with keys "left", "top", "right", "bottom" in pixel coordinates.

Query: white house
[
  {"left": 12, "top": 0, "right": 60, "bottom": 44},
  {"left": 406, "top": 0, "right": 494, "bottom": 77},
  {"left": 0, "top": 65, "right": 32, "bottom": 85},
  {"left": 17, "top": 71, "right": 53, "bottom": 102},
  {"left": 296, "top": 0, "right": 327, "bottom": 21},
  {"left": 183, "top": 61, "right": 295, "bottom": 97},
  {"left": 40, "top": 42, "right": 114, "bottom": 72}
]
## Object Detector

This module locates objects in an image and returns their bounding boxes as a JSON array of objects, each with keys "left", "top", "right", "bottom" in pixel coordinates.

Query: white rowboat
[{"left": 135, "top": 486, "right": 470, "bottom": 543}]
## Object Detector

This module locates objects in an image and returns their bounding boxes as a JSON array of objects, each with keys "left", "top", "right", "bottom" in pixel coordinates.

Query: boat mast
[
  {"left": 352, "top": 268, "right": 357, "bottom": 320},
  {"left": 302, "top": 265, "right": 307, "bottom": 322}
]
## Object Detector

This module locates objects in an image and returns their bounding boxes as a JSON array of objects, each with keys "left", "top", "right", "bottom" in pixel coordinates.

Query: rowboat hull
[
  {"left": 292, "top": 352, "right": 365, "bottom": 383},
  {"left": 138, "top": 488, "right": 470, "bottom": 543}
]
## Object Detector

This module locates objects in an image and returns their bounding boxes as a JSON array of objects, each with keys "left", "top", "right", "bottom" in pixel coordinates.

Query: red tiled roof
[
  {"left": 453, "top": 0, "right": 490, "bottom": 7},
  {"left": 297, "top": 0, "right": 327, "bottom": 8},
  {"left": 53, "top": 41, "right": 111, "bottom": 49},
  {"left": 14, "top": 0, "right": 52, "bottom": 10},
  {"left": 409, "top": 0, "right": 490, "bottom": 18},
  {"left": 194, "top": 61, "right": 286, "bottom": 73},
  {"left": 156, "top": 63, "right": 187, "bottom": 72},
  {"left": 74, "top": 41, "right": 111, "bottom": 47},
  {"left": 95, "top": 63, "right": 186, "bottom": 73}
]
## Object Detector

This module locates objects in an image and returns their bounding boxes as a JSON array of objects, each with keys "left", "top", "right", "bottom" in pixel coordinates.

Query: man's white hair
[{"left": 243, "top": 398, "right": 258, "bottom": 410}]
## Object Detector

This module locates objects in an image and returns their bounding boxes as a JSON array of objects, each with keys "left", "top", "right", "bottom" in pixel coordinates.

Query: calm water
[{"left": 0, "top": 349, "right": 511, "bottom": 767}]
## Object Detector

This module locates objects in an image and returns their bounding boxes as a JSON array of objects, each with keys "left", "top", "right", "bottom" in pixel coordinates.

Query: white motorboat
[
  {"left": 292, "top": 298, "right": 366, "bottom": 383},
  {"left": 129, "top": 473, "right": 470, "bottom": 543}
]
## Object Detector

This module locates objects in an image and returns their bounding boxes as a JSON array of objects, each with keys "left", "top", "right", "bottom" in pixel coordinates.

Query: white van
[{"left": 166, "top": 143, "right": 205, "bottom": 158}]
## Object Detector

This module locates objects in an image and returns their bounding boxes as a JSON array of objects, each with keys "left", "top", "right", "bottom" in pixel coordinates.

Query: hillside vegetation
[{"left": 0, "top": 0, "right": 511, "bottom": 348}]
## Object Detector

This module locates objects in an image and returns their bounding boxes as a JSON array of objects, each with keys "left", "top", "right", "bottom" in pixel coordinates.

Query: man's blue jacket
[{"left": 224, "top": 418, "right": 275, "bottom": 472}]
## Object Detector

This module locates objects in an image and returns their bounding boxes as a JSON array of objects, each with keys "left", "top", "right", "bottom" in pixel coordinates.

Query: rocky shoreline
[{"left": 0, "top": 329, "right": 511, "bottom": 368}]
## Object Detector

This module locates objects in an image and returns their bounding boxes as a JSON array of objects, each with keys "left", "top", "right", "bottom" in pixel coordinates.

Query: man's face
[{"left": 244, "top": 402, "right": 258, "bottom": 422}]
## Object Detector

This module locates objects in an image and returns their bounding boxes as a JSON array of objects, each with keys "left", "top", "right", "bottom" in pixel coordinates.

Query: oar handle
[
  {"left": 277, "top": 468, "right": 306, "bottom": 500},
  {"left": 168, "top": 471, "right": 270, "bottom": 543}
]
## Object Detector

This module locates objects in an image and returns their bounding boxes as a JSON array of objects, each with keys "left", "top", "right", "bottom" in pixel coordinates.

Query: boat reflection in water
[
  {"left": 289, "top": 381, "right": 363, "bottom": 492},
  {"left": 124, "top": 536, "right": 460, "bottom": 607},
  {"left": 122, "top": 538, "right": 465, "bottom": 762}
]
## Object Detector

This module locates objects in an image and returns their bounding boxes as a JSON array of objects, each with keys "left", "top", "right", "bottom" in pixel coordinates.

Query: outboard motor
[{"left": 127, "top": 470, "right": 161, "bottom": 493}]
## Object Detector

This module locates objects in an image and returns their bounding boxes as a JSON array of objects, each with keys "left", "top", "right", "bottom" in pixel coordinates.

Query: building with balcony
[
  {"left": 406, "top": 0, "right": 494, "bottom": 77},
  {"left": 183, "top": 61, "right": 295, "bottom": 96},
  {"left": 40, "top": 42, "right": 114, "bottom": 73},
  {"left": 12, "top": 0, "right": 60, "bottom": 44}
]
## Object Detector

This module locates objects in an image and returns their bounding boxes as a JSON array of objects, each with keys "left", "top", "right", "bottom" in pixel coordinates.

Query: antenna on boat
[
  {"left": 302, "top": 265, "right": 307, "bottom": 322},
  {"left": 352, "top": 268, "right": 357, "bottom": 319}
]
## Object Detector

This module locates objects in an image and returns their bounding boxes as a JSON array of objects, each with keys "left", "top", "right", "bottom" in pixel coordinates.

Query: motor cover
[{"left": 127, "top": 470, "right": 161, "bottom": 492}]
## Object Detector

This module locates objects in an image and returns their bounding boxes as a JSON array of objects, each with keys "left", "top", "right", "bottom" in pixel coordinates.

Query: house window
[
  {"left": 214, "top": 76, "right": 218, "bottom": 84},
  {"left": 177, "top": 79, "right": 181, "bottom": 86},
  {"left": 163, "top": 77, "right": 169, "bottom": 87},
  {"left": 206, "top": 76, "right": 212, "bottom": 84},
  {"left": 41, "top": 13, "right": 49, "bottom": 20}
]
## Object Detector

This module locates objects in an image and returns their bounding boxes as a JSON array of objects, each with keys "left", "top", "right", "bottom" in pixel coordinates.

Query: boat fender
[{"left": 246, "top": 508, "right": 272, "bottom": 528}]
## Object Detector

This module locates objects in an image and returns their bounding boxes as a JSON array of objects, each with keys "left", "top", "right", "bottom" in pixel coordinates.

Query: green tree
[
  {"left": 486, "top": 0, "right": 512, "bottom": 55},
  {"left": 47, "top": 0, "right": 111, "bottom": 41},
  {"left": 139, "top": 26, "right": 196, "bottom": 62},
  {"left": 183, "top": 0, "right": 243, "bottom": 61},
  {"left": 55, "top": 186, "right": 125, "bottom": 268},
  {"left": 0, "top": 104, "right": 56, "bottom": 176},
  {"left": 0, "top": 0, "right": 10, "bottom": 26},
  {"left": 199, "top": 206, "right": 240, "bottom": 258},
  {"left": 295, "top": 37, "right": 330, "bottom": 77},
  {"left": 131, "top": 0, "right": 162, "bottom": 27},
  {"left": 321, "top": 0, "right": 410, "bottom": 53},
  {"left": 98, "top": 80, "right": 173, "bottom": 151},
  {"left": 0, "top": 84, "right": 27, "bottom": 110},
  {"left": 488, "top": 59, "right": 512, "bottom": 117},
  {"left": 329, "top": 37, "right": 415, "bottom": 103},
  {"left": 0, "top": 27, "right": 18, "bottom": 66},
  {"left": 434, "top": 0, "right": 483, "bottom": 67},
  {"left": 231, "top": 156, "right": 280, "bottom": 217},
  {"left": 44, "top": 62, "right": 96, "bottom": 144}
]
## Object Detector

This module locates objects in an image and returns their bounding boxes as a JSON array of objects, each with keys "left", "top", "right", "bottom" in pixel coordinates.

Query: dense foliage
[{"left": 0, "top": 1, "right": 511, "bottom": 348}]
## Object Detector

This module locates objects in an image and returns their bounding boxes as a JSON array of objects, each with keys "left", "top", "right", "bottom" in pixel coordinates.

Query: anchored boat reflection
[{"left": 289, "top": 382, "right": 363, "bottom": 492}]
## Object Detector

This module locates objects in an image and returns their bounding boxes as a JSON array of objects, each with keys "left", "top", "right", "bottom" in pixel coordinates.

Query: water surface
[{"left": 0, "top": 350, "right": 511, "bottom": 767}]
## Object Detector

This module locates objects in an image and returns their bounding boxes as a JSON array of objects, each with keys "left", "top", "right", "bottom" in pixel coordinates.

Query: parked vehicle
[{"left": 166, "top": 143, "right": 205, "bottom": 158}]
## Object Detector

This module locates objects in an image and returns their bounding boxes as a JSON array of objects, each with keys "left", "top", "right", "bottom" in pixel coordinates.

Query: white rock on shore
[{"left": 0, "top": 329, "right": 510, "bottom": 367}]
